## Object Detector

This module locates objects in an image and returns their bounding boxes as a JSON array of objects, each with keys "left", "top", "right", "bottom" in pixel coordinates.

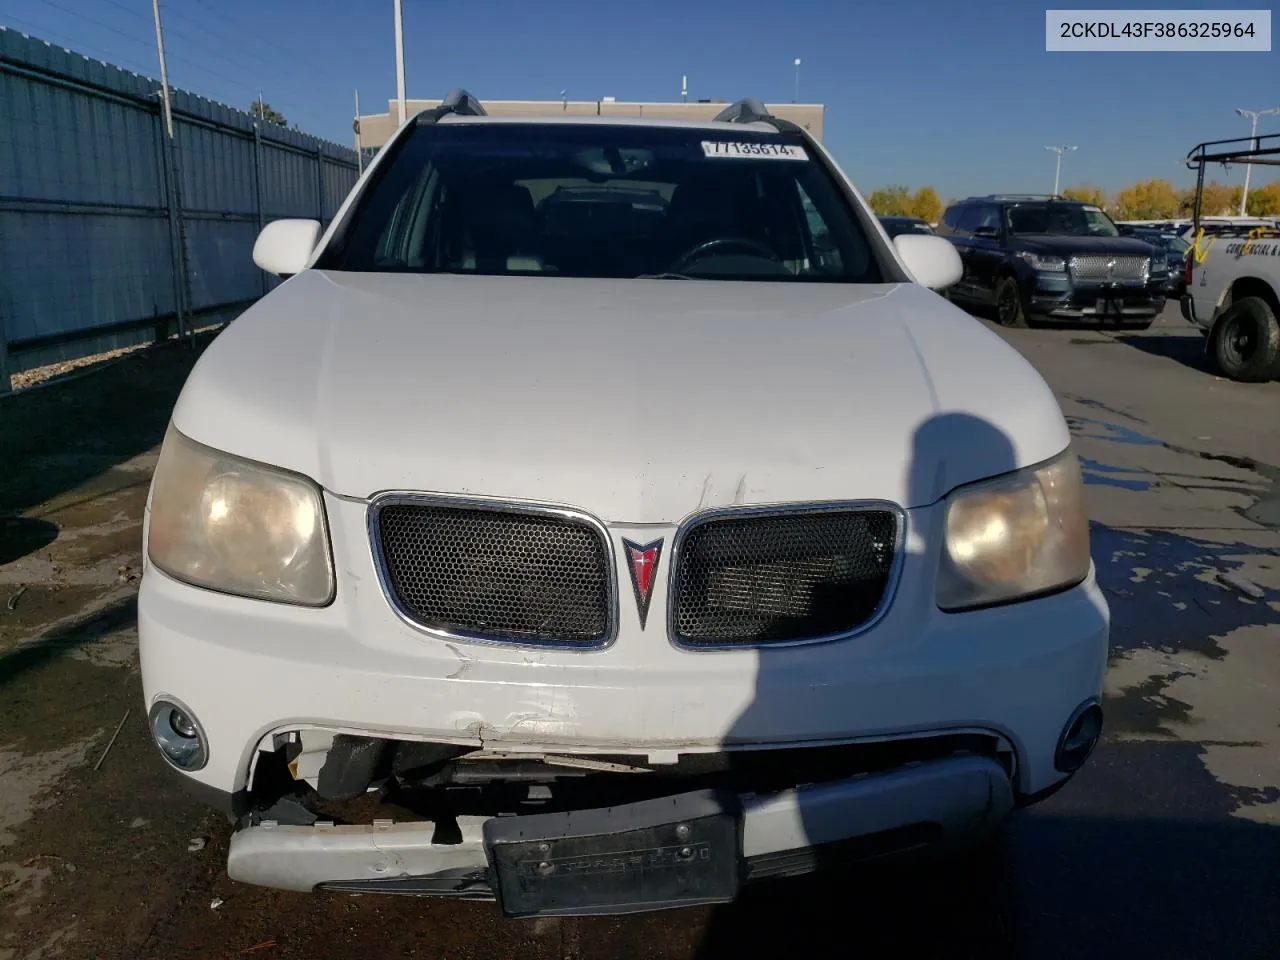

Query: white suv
[{"left": 139, "top": 91, "right": 1109, "bottom": 917}]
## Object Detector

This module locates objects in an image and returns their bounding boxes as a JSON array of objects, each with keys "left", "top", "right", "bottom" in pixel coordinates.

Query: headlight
[
  {"left": 936, "top": 448, "right": 1090, "bottom": 611},
  {"left": 1150, "top": 257, "right": 1168, "bottom": 274},
  {"left": 1016, "top": 251, "right": 1066, "bottom": 272},
  {"left": 147, "top": 425, "right": 334, "bottom": 605}
]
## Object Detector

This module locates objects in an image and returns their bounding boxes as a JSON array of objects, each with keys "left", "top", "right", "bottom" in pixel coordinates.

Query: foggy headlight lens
[
  {"left": 937, "top": 448, "right": 1090, "bottom": 611},
  {"left": 147, "top": 425, "right": 334, "bottom": 605}
]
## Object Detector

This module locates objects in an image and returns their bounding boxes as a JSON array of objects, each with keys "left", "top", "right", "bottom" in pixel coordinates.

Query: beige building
[{"left": 355, "top": 97, "right": 825, "bottom": 151}]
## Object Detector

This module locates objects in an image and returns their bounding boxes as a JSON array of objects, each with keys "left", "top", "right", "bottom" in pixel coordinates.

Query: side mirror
[
  {"left": 894, "top": 234, "right": 963, "bottom": 291},
  {"left": 252, "top": 219, "right": 322, "bottom": 277},
  {"left": 972, "top": 225, "right": 999, "bottom": 238}
]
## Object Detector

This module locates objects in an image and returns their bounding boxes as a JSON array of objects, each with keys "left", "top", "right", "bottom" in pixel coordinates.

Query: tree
[
  {"left": 867, "top": 185, "right": 912, "bottom": 217},
  {"left": 250, "top": 100, "right": 287, "bottom": 126},
  {"left": 909, "top": 186, "right": 942, "bottom": 224},
  {"left": 1111, "top": 178, "right": 1180, "bottom": 220},
  {"left": 1062, "top": 185, "right": 1106, "bottom": 208},
  {"left": 1245, "top": 179, "right": 1280, "bottom": 216},
  {"left": 1181, "top": 180, "right": 1241, "bottom": 217}
]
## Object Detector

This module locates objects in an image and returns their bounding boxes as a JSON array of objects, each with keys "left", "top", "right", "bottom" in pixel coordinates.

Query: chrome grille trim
[
  {"left": 666, "top": 501, "right": 908, "bottom": 651},
  {"left": 1068, "top": 254, "right": 1149, "bottom": 282},
  {"left": 367, "top": 493, "right": 618, "bottom": 650}
]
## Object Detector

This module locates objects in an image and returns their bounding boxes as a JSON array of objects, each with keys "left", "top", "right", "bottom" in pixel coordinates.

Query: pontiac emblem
[{"left": 622, "top": 538, "right": 663, "bottom": 628}]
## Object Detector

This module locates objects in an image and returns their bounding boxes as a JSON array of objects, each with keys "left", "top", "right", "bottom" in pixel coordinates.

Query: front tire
[
  {"left": 994, "top": 276, "right": 1028, "bottom": 328},
  {"left": 1211, "top": 296, "right": 1280, "bottom": 382}
]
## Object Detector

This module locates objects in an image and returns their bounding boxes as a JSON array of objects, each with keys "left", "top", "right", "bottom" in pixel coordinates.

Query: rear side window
[{"left": 317, "top": 122, "right": 890, "bottom": 283}]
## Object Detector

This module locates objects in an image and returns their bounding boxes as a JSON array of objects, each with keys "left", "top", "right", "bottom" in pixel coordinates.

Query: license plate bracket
[{"left": 483, "top": 789, "right": 742, "bottom": 917}]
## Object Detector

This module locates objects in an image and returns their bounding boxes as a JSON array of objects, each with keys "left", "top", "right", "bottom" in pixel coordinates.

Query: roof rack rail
[
  {"left": 713, "top": 97, "right": 773, "bottom": 125},
  {"left": 711, "top": 97, "right": 805, "bottom": 136},
  {"left": 414, "top": 87, "right": 487, "bottom": 126},
  {"left": 975, "top": 193, "right": 1068, "bottom": 201},
  {"left": 1186, "top": 131, "right": 1280, "bottom": 169}
]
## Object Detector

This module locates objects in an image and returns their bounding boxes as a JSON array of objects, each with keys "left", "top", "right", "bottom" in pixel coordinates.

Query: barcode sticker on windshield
[{"left": 701, "top": 141, "right": 809, "bottom": 160}]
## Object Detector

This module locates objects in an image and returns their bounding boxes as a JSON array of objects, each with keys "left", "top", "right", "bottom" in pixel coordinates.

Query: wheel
[
  {"left": 994, "top": 275, "right": 1028, "bottom": 328},
  {"left": 1211, "top": 296, "right": 1280, "bottom": 382}
]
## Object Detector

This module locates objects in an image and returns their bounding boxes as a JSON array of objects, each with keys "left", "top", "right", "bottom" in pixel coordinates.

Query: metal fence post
[
  {"left": 253, "top": 123, "right": 267, "bottom": 296},
  {"left": 315, "top": 146, "right": 325, "bottom": 222},
  {"left": 155, "top": 97, "right": 187, "bottom": 342}
]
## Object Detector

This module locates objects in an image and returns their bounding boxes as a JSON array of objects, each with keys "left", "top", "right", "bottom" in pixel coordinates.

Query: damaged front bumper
[{"left": 228, "top": 753, "right": 1013, "bottom": 916}]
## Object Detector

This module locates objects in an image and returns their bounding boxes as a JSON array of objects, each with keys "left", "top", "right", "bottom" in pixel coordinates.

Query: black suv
[{"left": 935, "top": 195, "right": 1168, "bottom": 328}]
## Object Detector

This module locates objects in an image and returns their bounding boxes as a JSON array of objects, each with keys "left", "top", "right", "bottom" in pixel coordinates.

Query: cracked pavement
[{"left": 1, "top": 306, "right": 1277, "bottom": 959}]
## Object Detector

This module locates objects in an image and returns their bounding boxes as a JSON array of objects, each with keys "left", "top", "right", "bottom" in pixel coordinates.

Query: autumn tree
[
  {"left": 909, "top": 186, "right": 942, "bottom": 223},
  {"left": 1111, "top": 179, "right": 1180, "bottom": 220},
  {"left": 867, "top": 185, "right": 913, "bottom": 216},
  {"left": 1062, "top": 185, "right": 1106, "bottom": 207},
  {"left": 250, "top": 100, "right": 287, "bottom": 126},
  {"left": 1245, "top": 180, "right": 1280, "bottom": 216},
  {"left": 1180, "top": 180, "right": 1242, "bottom": 217}
]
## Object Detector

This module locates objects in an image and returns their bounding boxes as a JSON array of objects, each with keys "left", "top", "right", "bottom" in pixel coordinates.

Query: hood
[
  {"left": 172, "top": 272, "right": 1069, "bottom": 522},
  {"left": 1014, "top": 234, "right": 1158, "bottom": 257}
]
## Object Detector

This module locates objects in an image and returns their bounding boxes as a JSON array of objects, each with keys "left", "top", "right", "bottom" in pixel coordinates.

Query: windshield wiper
[{"left": 635, "top": 272, "right": 699, "bottom": 280}]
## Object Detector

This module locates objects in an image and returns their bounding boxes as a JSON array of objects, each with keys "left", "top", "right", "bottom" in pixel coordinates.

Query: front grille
[
  {"left": 671, "top": 508, "right": 899, "bottom": 647},
  {"left": 1069, "top": 254, "right": 1148, "bottom": 282},
  {"left": 373, "top": 502, "right": 612, "bottom": 646}
]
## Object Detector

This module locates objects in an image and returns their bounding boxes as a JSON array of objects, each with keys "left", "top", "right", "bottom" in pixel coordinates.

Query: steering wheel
[{"left": 671, "top": 237, "right": 780, "bottom": 273}]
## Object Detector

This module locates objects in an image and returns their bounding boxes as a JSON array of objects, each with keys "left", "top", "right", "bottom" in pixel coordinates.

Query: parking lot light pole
[
  {"left": 1235, "top": 107, "right": 1280, "bottom": 215},
  {"left": 1044, "top": 145, "right": 1077, "bottom": 196},
  {"left": 794, "top": 58, "right": 801, "bottom": 103}
]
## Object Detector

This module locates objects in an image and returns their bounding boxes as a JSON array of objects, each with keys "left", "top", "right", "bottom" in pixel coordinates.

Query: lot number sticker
[{"left": 702, "top": 141, "right": 809, "bottom": 160}]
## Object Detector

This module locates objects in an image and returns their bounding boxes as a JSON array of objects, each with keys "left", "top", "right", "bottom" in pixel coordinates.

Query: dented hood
[{"left": 172, "top": 271, "right": 1070, "bottom": 521}]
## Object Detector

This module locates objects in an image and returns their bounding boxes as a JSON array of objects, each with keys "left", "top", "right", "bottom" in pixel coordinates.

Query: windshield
[
  {"left": 1006, "top": 202, "right": 1120, "bottom": 237},
  {"left": 317, "top": 122, "right": 886, "bottom": 282},
  {"left": 1165, "top": 235, "right": 1190, "bottom": 254}
]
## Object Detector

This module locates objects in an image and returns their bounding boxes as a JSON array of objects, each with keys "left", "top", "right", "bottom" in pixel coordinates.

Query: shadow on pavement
[
  {"left": 0, "top": 515, "right": 59, "bottom": 565},
  {"left": 0, "top": 334, "right": 213, "bottom": 519},
  {"left": 692, "top": 806, "right": 1280, "bottom": 959},
  {"left": 1109, "top": 332, "right": 1216, "bottom": 374},
  {"left": 0, "top": 593, "right": 137, "bottom": 691}
]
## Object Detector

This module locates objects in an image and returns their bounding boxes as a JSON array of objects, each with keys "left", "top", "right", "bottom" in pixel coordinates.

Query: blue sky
[{"left": 5, "top": 0, "right": 1278, "bottom": 199}]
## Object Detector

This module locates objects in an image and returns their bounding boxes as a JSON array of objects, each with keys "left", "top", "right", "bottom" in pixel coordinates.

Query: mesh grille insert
[
  {"left": 672, "top": 509, "right": 898, "bottom": 646},
  {"left": 375, "top": 503, "right": 612, "bottom": 645},
  {"left": 1069, "top": 254, "right": 1148, "bottom": 281}
]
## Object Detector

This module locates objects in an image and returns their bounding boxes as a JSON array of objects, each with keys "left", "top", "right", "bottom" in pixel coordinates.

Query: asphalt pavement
[{"left": 1, "top": 303, "right": 1277, "bottom": 960}]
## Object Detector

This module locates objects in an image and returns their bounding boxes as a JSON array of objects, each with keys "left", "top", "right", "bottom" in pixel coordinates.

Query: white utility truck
[{"left": 1182, "top": 133, "right": 1280, "bottom": 382}]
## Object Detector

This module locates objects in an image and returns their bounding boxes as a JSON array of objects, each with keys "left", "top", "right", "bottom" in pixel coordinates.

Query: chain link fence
[{"left": 0, "top": 27, "right": 360, "bottom": 391}]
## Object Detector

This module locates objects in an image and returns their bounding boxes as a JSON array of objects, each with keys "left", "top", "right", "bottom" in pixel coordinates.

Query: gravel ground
[{"left": 1, "top": 304, "right": 1278, "bottom": 960}]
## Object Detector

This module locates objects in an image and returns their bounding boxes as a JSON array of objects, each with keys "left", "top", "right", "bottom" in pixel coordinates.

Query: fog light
[
  {"left": 148, "top": 698, "right": 208, "bottom": 771},
  {"left": 1055, "top": 699, "right": 1103, "bottom": 774}
]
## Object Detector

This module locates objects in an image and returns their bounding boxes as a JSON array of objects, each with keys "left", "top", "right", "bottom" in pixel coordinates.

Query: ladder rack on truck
[{"left": 1180, "top": 134, "right": 1280, "bottom": 382}]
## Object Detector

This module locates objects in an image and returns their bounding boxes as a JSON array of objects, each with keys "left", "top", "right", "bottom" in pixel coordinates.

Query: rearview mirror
[
  {"left": 894, "top": 234, "right": 963, "bottom": 291},
  {"left": 252, "top": 219, "right": 322, "bottom": 277}
]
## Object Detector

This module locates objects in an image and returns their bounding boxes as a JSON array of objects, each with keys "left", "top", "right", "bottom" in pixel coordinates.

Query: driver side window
[{"left": 795, "top": 182, "right": 844, "bottom": 273}]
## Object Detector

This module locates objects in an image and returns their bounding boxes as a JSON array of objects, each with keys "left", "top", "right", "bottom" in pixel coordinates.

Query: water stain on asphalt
[
  {"left": 1066, "top": 411, "right": 1280, "bottom": 824},
  {"left": 1067, "top": 415, "right": 1164, "bottom": 446},
  {"left": 1079, "top": 458, "right": 1156, "bottom": 492},
  {"left": 1070, "top": 413, "right": 1280, "bottom": 529}
]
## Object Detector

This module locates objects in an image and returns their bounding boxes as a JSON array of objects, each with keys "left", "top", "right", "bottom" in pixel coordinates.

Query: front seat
[{"left": 458, "top": 182, "right": 544, "bottom": 273}]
